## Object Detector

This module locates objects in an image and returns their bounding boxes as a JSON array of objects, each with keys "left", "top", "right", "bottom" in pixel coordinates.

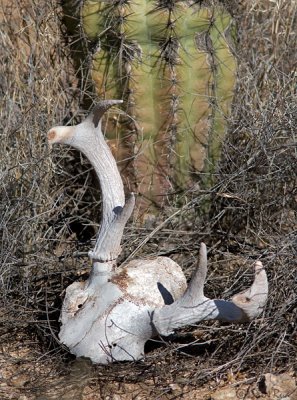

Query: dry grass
[{"left": 0, "top": 0, "right": 296, "bottom": 399}]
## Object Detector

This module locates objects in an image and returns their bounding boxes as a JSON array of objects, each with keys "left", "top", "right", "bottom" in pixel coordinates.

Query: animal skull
[{"left": 48, "top": 101, "right": 268, "bottom": 364}]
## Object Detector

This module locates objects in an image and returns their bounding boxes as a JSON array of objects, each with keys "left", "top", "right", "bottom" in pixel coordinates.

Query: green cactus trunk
[{"left": 63, "top": 0, "right": 237, "bottom": 218}]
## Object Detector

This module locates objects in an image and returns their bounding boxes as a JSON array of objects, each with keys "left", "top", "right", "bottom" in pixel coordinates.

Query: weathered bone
[
  {"left": 48, "top": 100, "right": 128, "bottom": 265},
  {"left": 48, "top": 101, "right": 268, "bottom": 364},
  {"left": 59, "top": 257, "right": 187, "bottom": 363},
  {"left": 152, "top": 244, "right": 268, "bottom": 336}
]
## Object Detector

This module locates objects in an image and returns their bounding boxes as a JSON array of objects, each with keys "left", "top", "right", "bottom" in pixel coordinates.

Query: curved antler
[
  {"left": 153, "top": 243, "right": 268, "bottom": 336},
  {"left": 48, "top": 100, "right": 134, "bottom": 275}
]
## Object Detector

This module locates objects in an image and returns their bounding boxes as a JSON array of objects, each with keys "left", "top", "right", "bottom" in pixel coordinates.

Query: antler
[
  {"left": 153, "top": 243, "right": 268, "bottom": 336},
  {"left": 48, "top": 100, "right": 134, "bottom": 278}
]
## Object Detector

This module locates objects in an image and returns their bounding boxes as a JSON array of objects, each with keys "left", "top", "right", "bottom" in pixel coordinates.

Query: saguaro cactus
[{"left": 63, "top": 1, "right": 237, "bottom": 215}]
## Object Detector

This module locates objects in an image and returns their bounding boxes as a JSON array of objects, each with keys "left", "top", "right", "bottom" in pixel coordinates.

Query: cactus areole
[
  {"left": 48, "top": 101, "right": 268, "bottom": 364},
  {"left": 63, "top": 1, "right": 237, "bottom": 212}
]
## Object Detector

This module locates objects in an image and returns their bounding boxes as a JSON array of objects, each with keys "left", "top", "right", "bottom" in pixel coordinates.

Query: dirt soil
[{"left": 1, "top": 335, "right": 296, "bottom": 399}]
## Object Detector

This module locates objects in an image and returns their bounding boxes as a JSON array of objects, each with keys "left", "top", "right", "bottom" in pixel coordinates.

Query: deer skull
[{"left": 48, "top": 101, "right": 268, "bottom": 364}]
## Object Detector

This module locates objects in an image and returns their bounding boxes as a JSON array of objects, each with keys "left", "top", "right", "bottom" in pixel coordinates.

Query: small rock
[
  {"left": 211, "top": 386, "right": 238, "bottom": 400},
  {"left": 259, "top": 373, "right": 297, "bottom": 399},
  {"left": 169, "top": 383, "right": 182, "bottom": 393},
  {"left": 112, "top": 395, "right": 122, "bottom": 400},
  {"left": 10, "top": 374, "right": 30, "bottom": 387}
]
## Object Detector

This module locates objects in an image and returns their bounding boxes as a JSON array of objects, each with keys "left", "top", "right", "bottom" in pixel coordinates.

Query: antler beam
[{"left": 48, "top": 100, "right": 134, "bottom": 277}]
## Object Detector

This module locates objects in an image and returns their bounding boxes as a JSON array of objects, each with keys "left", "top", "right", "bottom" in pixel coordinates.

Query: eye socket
[{"left": 77, "top": 304, "right": 83, "bottom": 309}]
